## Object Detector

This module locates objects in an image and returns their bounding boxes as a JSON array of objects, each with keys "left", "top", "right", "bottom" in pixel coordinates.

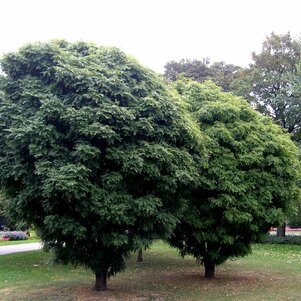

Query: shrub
[
  {"left": 0, "top": 231, "right": 28, "bottom": 241},
  {"left": 260, "top": 234, "right": 301, "bottom": 245}
]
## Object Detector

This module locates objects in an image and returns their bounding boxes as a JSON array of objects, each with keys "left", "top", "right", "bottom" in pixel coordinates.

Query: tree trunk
[
  {"left": 94, "top": 268, "right": 108, "bottom": 291},
  {"left": 204, "top": 258, "right": 215, "bottom": 278},
  {"left": 277, "top": 224, "right": 286, "bottom": 237},
  {"left": 137, "top": 248, "right": 143, "bottom": 262}
]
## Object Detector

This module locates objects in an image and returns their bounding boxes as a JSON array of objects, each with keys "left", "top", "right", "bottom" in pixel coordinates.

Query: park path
[{"left": 0, "top": 242, "right": 42, "bottom": 256}]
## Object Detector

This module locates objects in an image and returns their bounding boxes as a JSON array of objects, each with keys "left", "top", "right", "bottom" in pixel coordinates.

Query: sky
[{"left": 1, "top": 0, "right": 301, "bottom": 73}]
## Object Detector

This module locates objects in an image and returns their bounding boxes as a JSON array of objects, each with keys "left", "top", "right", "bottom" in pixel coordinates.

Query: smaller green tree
[
  {"left": 168, "top": 79, "right": 301, "bottom": 278},
  {"left": 231, "top": 32, "right": 301, "bottom": 237}
]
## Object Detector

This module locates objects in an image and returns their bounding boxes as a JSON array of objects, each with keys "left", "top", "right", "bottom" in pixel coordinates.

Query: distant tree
[
  {"left": 234, "top": 32, "right": 301, "bottom": 142},
  {"left": 209, "top": 61, "right": 242, "bottom": 92},
  {"left": 0, "top": 41, "right": 202, "bottom": 291},
  {"left": 232, "top": 32, "right": 301, "bottom": 236},
  {"left": 168, "top": 79, "right": 301, "bottom": 278},
  {"left": 164, "top": 58, "right": 211, "bottom": 82},
  {"left": 164, "top": 59, "right": 241, "bottom": 92}
]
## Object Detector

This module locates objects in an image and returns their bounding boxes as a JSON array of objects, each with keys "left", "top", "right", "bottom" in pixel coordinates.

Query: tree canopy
[
  {"left": 234, "top": 32, "right": 301, "bottom": 143},
  {"left": 168, "top": 79, "right": 301, "bottom": 278},
  {"left": 0, "top": 41, "right": 203, "bottom": 290}
]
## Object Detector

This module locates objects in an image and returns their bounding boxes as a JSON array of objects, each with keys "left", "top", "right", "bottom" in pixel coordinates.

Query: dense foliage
[
  {"left": 168, "top": 79, "right": 301, "bottom": 277},
  {"left": 0, "top": 41, "right": 203, "bottom": 290}
]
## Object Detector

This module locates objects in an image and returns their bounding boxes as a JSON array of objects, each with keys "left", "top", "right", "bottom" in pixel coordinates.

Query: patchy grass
[{"left": 0, "top": 241, "right": 301, "bottom": 300}]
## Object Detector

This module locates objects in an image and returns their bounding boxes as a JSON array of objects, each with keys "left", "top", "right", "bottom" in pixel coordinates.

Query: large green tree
[
  {"left": 0, "top": 41, "right": 203, "bottom": 290},
  {"left": 168, "top": 79, "right": 301, "bottom": 278}
]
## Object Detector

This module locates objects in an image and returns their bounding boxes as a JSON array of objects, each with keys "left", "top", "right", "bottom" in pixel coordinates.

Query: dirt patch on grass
[
  {"left": 160, "top": 268, "right": 263, "bottom": 291},
  {"left": 46, "top": 285, "right": 165, "bottom": 301},
  {"left": 2, "top": 268, "right": 299, "bottom": 301},
  {"left": 0, "top": 287, "right": 15, "bottom": 298},
  {"left": 12, "top": 284, "right": 165, "bottom": 301},
  {"left": 157, "top": 267, "right": 293, "bottom": 300},
  {"left": 21, "top": 269, "right": 280, "bottom": 300}
]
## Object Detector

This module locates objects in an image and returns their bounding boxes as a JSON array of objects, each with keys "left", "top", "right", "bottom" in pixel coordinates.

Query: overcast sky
[{"left": 1, "top": 0, "right": 301, "bottom": 73}]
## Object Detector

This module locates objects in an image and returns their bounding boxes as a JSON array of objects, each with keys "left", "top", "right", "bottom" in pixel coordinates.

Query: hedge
[
  {"left": 0, "top": 231, "right": 28, "bottom": 241},
  {"left": 260, "top": 235, "right": 301, "bottom": 245}
]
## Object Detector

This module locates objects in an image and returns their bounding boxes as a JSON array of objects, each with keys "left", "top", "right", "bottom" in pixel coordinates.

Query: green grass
[
  {"left": 0, "top": 239, "right": 40, "bottom": 246},
  {"left": 1, "top": 241, "right": 301, "bottom": 300}
]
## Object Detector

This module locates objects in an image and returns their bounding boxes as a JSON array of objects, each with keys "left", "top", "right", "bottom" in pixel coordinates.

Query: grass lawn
[
  {"left": 0, "top": 239, "right": 40, "bottom": 246},
  {"left": 1, "top": 241, "right": 301, "bottom": 300}
]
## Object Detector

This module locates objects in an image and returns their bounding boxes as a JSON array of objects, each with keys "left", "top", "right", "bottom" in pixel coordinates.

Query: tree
[
  {"left": 209, "top": 61, "right": 242, "bottom": 92},
  {"left": 233, "top": 32, "right": 301, "bottom": 236},
  {"left": 235, "top": 32, "right": 301, "bottom": 141},
  {"left": 164, "top": 58, "right": 211, "bottom": 82},
  {"left": 168, "top": 79, "right": 301, "bottom": 278},
  {"left": 0, "top": 41, "right": 203, "bottom": 291},
  {"left": 164, "top": 59, "right": 242, "bottom": 92}
]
